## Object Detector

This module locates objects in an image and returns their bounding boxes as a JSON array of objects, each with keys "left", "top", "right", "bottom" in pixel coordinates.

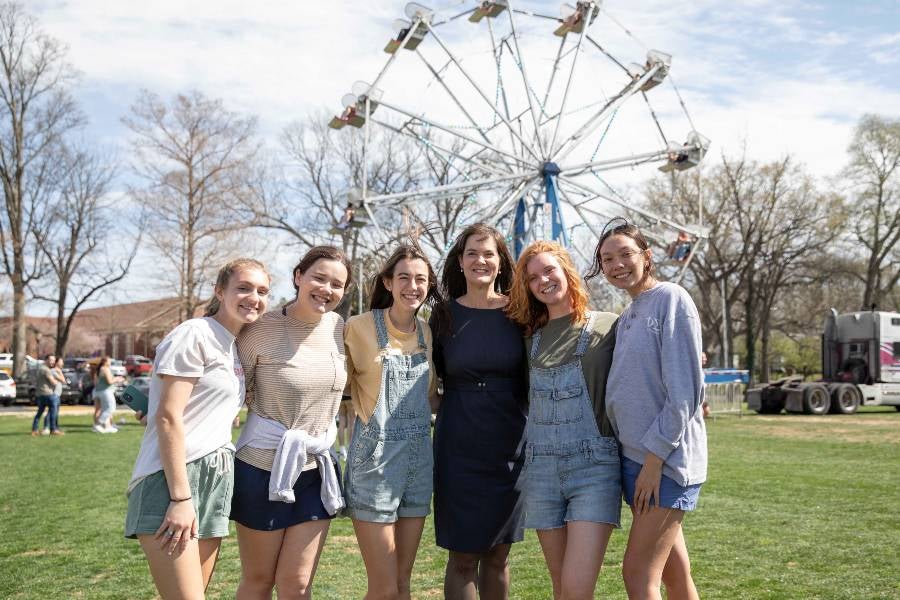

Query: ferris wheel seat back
[
  {"left": 381, "top": 3, "right": 433, "bottom": 53},
  {"left": 659, "top": 131, "right": 710, "bottom": 173},
  {"left": 469, "top": 0, "right": 508, "bottom": 23},
  {"left": 554, "top": 1, "right": 601, "bottom": 37},
  {"left": 631, "top": 50, "right": 671, "bottom": 92},
  {"left": 328, "top": 84, "right": 383, "bottom": 129}
]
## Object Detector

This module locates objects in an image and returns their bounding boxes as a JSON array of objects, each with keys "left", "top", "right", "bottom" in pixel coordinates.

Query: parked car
[
  {"left": 15, "top": 373, "right": 35, "bottom": 403},
  {"left": 60, "top": 368, "right": 84, "bottom": 405},
  {"left": 110, "top": 359, "right": 127, "bottom": 378},
  {"left": 0, "top": 352, "right": 12, "bottom": 374},
  {"left": 0, "top": 371, "right": 16, "bottom": 406},
  {"left": 124, "top": 355, "right": 153, "bottom": 377}
]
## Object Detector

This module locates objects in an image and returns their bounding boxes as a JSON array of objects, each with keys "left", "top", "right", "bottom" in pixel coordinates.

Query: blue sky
[{"left": 20, "top": 0, "right": 900, "bottom": 309}]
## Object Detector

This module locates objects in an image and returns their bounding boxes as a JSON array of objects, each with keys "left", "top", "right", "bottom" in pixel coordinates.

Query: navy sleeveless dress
[{"left": 431, "top": 300, "right": 527, "bottom": 553}]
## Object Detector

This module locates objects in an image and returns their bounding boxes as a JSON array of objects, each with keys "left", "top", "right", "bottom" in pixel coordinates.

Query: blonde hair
[
  {"left": 505, "top": 241, "right": 589, "bottom": 336},
  {"left": 204, "top": 258, "right": 270, "bottom": 317}
]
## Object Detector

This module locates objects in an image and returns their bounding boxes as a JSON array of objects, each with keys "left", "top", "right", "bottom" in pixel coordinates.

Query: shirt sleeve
[
  {"left": 343, "top": 318, "right": 366, "bottom": 421},
  {"left": 154, "top": 322, "right": 206, "bottom": 378},
  {"left": 639, "top": 289, "right": 704, "bottom": 461}
]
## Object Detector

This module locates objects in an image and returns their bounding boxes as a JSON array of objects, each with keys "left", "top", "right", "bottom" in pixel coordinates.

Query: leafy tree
[{"left": 843, "top": 114, "right": 900, "bottom": 310}]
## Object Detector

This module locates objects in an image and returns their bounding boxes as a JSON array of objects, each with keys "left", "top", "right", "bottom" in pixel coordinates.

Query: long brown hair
[
  {"left": 369, "top": 243, "right": 441, "bottom": 312},
  {"left": 585, "top": 221, "right": 655, "bottom": 281},
  {"left": 505, "top": 241, "right": 589, "bottom": 336},
  {"left": 204, "top": 258, "right": 271, "bottom": 317}
]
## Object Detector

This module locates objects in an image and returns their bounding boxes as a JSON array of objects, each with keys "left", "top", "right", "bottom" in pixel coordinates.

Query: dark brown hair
[
  {"left": 292, "top": 246, "right": 353, "bottom": 294},
  {"left": 369, "top": 243, "right": 441, "bottom": 312},
  {"left": 433, "top": 223, "right": 515, "bottom": 335},
  {"left": 585, "top": 221, "right": 655, "bottom": 280},
  {"left": 205, "top": 258, "right": 271, "bottom": 317},
  {"left": 441, "top": 223, "right": 515, "bottom": 299}
]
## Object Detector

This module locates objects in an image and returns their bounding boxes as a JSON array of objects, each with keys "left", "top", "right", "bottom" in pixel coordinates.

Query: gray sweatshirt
[{"left": 606, "top": 282, "right": 707, "bottom": 487}]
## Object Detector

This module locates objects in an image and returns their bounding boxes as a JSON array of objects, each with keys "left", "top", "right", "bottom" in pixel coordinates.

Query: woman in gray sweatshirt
[{"left": 587, "top": 221, "right": 707, "bottom": 600}]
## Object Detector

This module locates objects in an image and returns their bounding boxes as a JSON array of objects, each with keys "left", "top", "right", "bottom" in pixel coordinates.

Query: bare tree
[
  {"left": 0, "top": 2, "right": 83, "bottom": 374},
  {"left": 646, "top": 155, "right": 843, "bottom": 381},
  {"left": 31, "top": 147, "right": 139, "bottom": 357},
  {"left": 124, "top": 89, "right": 259, "bottom": 322},
  {"left": 843, "top": 114, "right": 900, "bottom": 310}
]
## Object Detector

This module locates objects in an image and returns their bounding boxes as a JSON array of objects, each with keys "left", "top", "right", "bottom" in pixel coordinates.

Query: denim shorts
[
  {"left": 522, "top": 437, "right": 622, "bottom": 529},
  {"left": 125, "top": 447, "right": 233, "bottom": 539},
  {"left": 230, "top": 458, "right": 337, "bottom": 531},
  {"left": 344, "top": 433, "right": 432, "bottom": 523},
  {"left": 621, "top": 457, "right": 702, "bottom": 511}
]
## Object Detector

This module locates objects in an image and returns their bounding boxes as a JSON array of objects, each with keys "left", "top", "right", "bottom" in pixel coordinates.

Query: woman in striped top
[{"left": 230, "top": 246, "right": 351, "bottom": 599}]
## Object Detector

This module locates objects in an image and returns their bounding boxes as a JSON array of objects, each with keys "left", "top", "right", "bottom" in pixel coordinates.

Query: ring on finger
[{"left": 166, "top": 529, "right": 174, "bottom": 537}]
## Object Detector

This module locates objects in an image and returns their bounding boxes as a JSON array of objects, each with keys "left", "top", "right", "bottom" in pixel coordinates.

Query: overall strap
[
  {"left": 529, "top": 328, "right": 543, "bottom": 361},
  {"left": 414, "top": 316, "right": 427, "bottom": 352},
  {"left": 372, "top": 309, "right": 391, "bottom": 349},
  {"left": 574, "top": 312, "right": 596, "bottom": 358}
]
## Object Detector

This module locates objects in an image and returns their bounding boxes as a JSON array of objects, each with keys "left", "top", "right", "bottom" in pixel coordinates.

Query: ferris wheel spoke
[
  {"left": 504, "top": 0, "right": 549, "bottom": 159},
  {"left": 414, "top": 49, "right": 504, "bottom": 153},
  {"left": 641, "top": 91, "right": 669, "bottom": 147},
  {"left": 561, "top": 148, "right": 670, "bottom": 177},
  {"left": 485, "top": 177, "right": 541, "bottom": 226},
  {"left": 366, "top": 172, "right": 534, "bottom": 207},
  {"left": 555, "top": 183, "right": 609, "bottom": 243},
  {"left": 585, "top": 34, "right": 632, "bottom": 75},
  {"left": 374, "top": 118, "right": 505, "bottom": 183},
  {"left": 541, "top": 36, "right": 568, "bottom": 113},
  {"left": 559, "top": 176, "right": 705, "bottom": 237},
  {"left": 553, "top": 64, "right": 664, "bottom": 164},
  {"left": 424, "top": 21, "right": 542, "bottom": 164},
  {"left": 375, "top": 98, "right": 531, "bottom": 168},
  {"left": 548, "top": 7, "right": 593, "bottom": 157}
]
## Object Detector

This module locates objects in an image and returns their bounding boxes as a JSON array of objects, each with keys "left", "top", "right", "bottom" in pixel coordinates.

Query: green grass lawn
[{"left": 1, "top": 408, "right": 899, "bottom": 599}]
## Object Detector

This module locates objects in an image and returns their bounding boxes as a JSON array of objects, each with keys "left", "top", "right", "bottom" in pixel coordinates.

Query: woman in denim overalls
[
  {"left": 344, "top": 244, "right": 441, "bottom": 600},
  {"left": 507, "top": 241, "right": 621, "bottom": 600}
]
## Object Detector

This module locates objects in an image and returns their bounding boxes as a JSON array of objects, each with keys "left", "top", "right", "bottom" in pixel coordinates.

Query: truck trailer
[{"left": 746, "top": 309, "right": 900, "bottom": 415}]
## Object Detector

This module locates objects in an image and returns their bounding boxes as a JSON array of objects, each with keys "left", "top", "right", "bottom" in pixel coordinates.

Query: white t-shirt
[{"left": 128, "top": 317, "right": 245, "bottom": 486}]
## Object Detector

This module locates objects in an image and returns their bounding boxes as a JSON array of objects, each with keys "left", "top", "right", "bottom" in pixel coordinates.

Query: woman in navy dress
[{"left": 430, "top": 223, "right": 527, "bottom": 600}]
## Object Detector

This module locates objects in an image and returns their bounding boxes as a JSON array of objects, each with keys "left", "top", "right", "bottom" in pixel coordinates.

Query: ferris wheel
[{"left": 327, "top": 0, "right": 709, "bottom": 277}]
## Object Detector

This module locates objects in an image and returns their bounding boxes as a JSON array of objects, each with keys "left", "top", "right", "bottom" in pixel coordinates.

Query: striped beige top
[{"left": 235, "top": 307, "right": 347, "bottom": 471}]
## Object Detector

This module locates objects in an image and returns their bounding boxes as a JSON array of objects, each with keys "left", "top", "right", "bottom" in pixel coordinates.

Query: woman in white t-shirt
[{"left": 125, "top": 258, "right": 270, "bottom": 599}]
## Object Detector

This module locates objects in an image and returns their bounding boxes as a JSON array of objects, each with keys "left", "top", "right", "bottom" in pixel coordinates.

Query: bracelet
[{"left": 170, "top": 496, "right": 192, "bottom": 503}]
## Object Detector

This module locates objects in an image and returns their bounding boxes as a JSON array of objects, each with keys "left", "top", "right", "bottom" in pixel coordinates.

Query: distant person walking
[
  {"left": 31, "top": 355, "right": 66, "bottom": 436},
  {"left": 125, "top": 258, "right": 271, "bottom": 600},
  {"left": 93, "top": 356, "right": 124, "bottom": 433}
]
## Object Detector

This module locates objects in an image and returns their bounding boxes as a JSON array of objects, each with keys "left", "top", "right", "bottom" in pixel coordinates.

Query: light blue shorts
[
  {"left": 522, "top": 437, "right": 622, "bottom": 529},
  {"left": 621, "top": 456, "right": 701, "bottom": 512},
  {"left": 344, "top": 433, "right": 433, "bottom": 523}
]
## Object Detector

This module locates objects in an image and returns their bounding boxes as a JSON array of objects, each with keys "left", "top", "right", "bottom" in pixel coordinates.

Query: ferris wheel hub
[{"left": 541, "top": 162, "right": 562, "bottom": 177}]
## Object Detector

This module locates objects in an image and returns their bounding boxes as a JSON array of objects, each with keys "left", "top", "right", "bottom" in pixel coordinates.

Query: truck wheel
[
  {"left": 802, "top": 384, "right": 830, "bottom": 415},
  {"left": 830, "top": 384, "right": 860, "bottom": 415},
  {"left": 758, "top": 388, "right": 785, "bottom": 414},
  {"left": 1, "top": 398, "right": 11, "bottom": 407}
]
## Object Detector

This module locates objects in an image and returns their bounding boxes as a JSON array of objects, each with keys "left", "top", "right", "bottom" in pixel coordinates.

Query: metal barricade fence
[{"left": 704, "top": 382, "right": 745, "bottom": 417}]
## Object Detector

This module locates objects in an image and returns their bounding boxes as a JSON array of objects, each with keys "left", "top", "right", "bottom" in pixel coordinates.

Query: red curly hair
[{"left": 505, "top": 241, "right": 589, "bottom": 336}]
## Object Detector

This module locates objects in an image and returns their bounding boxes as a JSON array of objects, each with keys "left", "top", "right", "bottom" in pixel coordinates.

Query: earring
[{"left": 460, "top": 268, "right": 464, "bottom": 272}]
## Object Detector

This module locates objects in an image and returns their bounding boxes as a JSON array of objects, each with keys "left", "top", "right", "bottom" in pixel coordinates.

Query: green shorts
[{"left": 125, "top": 448, "right": 234, "bottom": 539}]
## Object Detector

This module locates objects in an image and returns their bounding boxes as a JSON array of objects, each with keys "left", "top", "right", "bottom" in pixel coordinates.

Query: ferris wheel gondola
[{"left": 326, "top": 0, "right": 710, "bottom": 282}]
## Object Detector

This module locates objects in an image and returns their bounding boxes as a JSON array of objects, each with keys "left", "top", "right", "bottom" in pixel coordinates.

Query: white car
[
  {"left": 110, "top": 359, "right": 127, "bottom": 378},
  {"left": 0, "top": 371, "right": 16, "bottom": 405}
]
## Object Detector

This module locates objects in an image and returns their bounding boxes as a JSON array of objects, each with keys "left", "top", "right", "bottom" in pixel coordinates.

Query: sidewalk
[{"left": 0, "top": 404, "right": 121, "bottom": 417}]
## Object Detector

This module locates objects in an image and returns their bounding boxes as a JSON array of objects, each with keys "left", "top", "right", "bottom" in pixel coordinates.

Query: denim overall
[
  {"left": 344, "top": 309, "right": 433, "bottom": 523},
  {"left": 523, "top": 312, "right": 622, "bottom": 529}
]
